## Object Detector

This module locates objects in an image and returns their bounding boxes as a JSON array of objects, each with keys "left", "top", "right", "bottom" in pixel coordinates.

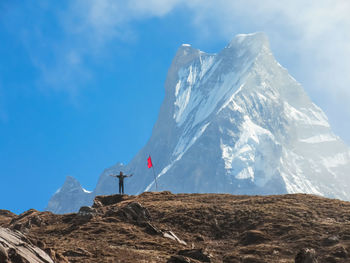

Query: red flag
[{"left": 147, "top": 155, "right": 153, "bottom": 168}]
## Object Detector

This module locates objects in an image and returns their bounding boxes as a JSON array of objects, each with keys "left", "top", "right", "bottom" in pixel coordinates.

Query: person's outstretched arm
[
  {"left": 128, "top": 174, "right": 133, "bottom": 177},
  {"left": 109, "top": 174, "right": 117, "bottom": 177}
]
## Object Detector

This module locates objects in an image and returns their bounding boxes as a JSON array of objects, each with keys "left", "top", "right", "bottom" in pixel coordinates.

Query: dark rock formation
[
  {"left": 295, "top": 248, "right": 318, "bottom": 263},
  {"left": 178, "top": 249, "right": 211, "bottom": 262},
  {"left": 239, "top": 230, "right": 271, "bottom": 245}
]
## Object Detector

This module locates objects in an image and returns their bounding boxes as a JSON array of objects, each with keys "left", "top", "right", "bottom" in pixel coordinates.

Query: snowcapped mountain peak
[
  {"left": 170, "top": 32, "right": 275, "bottom": 129},
  {"left": 226, "top": 32, "right": 270, "bottom": 55},
  {"left": 47, "top": 32, "right": 350, "bottom": 214},
  {"left": 177, "top": 43, "right": 202, "bottom": 57},
  {"left": 46, "top": 176, "right": 93, "bottom": 214},
  {"left": 170, "top": 44, "right": 204, "bottom": 73},
  {"left": 60, "top": 176, "right": 83, "bottom": 192},
  {"left": 130, "top": 32, "right": 350, "bottom": 200}
]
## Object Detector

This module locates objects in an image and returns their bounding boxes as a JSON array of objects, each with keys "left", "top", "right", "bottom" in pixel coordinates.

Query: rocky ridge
[{"left": 3, "top": 192, "right": 350, "bottom": 262}]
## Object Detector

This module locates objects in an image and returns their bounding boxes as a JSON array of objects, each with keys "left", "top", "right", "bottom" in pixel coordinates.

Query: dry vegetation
[{"left": 1, "top": 192, "right": 350, "bottom": 262}]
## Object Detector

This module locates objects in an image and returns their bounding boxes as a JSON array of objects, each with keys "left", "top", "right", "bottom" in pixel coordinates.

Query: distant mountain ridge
[{"left": 47, "top": 32, "right": 350, "bottom": 214}]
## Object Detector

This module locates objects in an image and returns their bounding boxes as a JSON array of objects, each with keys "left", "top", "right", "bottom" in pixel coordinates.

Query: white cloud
[
  {"left": 22, "top": 0, "right": 350, "bottom": 132},
  {"left": 26, "top": 0, "right": 186, "bottom": 95},
  {"left": 80, "top": 0, "right": 348, "bottom": 140},
  {"left": 65, "top": 0, "right": 350, "bottom": 100},
  {"left": 62, "top": 0, "right": 185, "bottom": 43},
  {"left": 185, "top": 1, "right": 350, "bottom": 107}
]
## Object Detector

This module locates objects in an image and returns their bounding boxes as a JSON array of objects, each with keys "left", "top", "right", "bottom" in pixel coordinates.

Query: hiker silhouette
[{"left": 110, "top": 171, "right": 133, "bottom": 194}]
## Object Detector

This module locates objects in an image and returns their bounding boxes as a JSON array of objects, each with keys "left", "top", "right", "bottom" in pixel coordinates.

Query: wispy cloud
[
  {"left": 60, "top": 0, "right": 186, "bottom": 45},
  {"left": 11, "top": 0, "right": 350, "bottom": 116},
  {"left": 61, "top": 0, "right": 350, "bottom": 99},
  {"left": 14, "top": 0, "right": 185, "bottom": 96},
  {"left": 185, "top": 1, "right": 350, "bottom": 97}
]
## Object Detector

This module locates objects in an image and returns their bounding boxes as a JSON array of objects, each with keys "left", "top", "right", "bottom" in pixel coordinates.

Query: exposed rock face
[
  {"left": 115, "top": 202, "right": 151, "bottom": 223},
  {"left": 0, "top": 210, "right": 15, "bottom": 225},
  {"left": 238, "top": 230, "right": 271, "bottom": 246},
  {"left": 295, "top": 248, "right": 318, "bottom": 263},
  {"left": 177, "top": 249, "right": 211, "bottom": 262},
  {"left": 4, "top": 193, "right": 350, "bottom": 262},
  {"left": 0, "top": 227, "right": 54, "bottom": 263},
  {"left": 9, "top": 209, "right": 44, "bottom": 233}
]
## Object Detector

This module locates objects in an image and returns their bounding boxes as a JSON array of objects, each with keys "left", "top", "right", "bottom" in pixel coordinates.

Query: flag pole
[
  {"left": 148, "top": 154, "right": 158, "bottom": 191},
  {"left": 152, "top": 165, "right": 158, "bottom": 191}
]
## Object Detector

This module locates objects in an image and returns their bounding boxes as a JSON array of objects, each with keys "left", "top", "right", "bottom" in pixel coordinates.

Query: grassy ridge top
[{"left": 1, "top": 192, "right": 350, "bottom": 262}]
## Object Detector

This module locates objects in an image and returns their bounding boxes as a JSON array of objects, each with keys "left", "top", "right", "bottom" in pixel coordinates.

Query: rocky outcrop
[
  {"left": 177, "top": 249, "right": 211, "bottom": 262},
  {"left": 115, "top": 202, "right": 151, "bottom": 224},
  {"left": 9, "top": 209, "right": 43, "bottom": 233},
  {"left": 0, "top": 227, "right": 54, "bottom": 263},
  {"left": 238, "top": 230, "right": 271, "bottom": 246},
  {"left": 295, "top": 248, "right": 318, "bottom": 263},
  {"left": 0, "top": 210, "right": 16, "bottom": 226}
]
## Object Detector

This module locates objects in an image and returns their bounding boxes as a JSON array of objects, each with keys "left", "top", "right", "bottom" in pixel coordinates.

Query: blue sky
[{"left": 1, "top": 0, "right": 350, "bottom": 214}]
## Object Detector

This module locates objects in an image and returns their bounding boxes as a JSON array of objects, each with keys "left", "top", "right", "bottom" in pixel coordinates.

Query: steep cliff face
[{"left": 47, "top": 32, "right": 350, "bottom": 214}]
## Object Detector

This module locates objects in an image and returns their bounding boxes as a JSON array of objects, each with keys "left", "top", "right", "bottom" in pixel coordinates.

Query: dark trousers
[{"left": 119, "top": 182, "right": 124, "bottom": 194}]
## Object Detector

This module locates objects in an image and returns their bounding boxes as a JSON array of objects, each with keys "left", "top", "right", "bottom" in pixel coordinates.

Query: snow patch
[
  {"left": 221, "top": 116, "right": 280, "bottom": 187},
  {"left": 322, "top": 152, "right": 349, "bottom": 168},
  {"left": 300, "top": 134, "right": 337, "bottom": 144},
  {"left": 83, "top": 188, "right": 92, "bottom": 194},
  {"left": 173, "top": 55, "right": 217, "bottom": 126},
  {"left": 284, "top": 102, "right": 330, "bottom": 127},
  {"left": 174, "top": 123, "right": 210, "bottom": 158}
]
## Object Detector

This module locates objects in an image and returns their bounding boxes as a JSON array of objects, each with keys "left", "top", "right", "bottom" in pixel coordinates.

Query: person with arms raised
[{"left": 110, "top": 171, "right": 133, "bottom": 194}]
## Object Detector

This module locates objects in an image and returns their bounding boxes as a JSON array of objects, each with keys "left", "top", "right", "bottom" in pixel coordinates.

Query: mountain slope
[
  {"left": 6, "top": 193, "right": 350, "bottom": 262},
  {"left": 46, "top": 176, "right": 93, "bottom": 214},
  {"left": 47, "top": 32, "right": 350, "bottom": 213}
]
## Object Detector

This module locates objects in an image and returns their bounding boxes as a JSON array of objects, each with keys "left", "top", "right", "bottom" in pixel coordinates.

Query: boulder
[
  {"left": 0, "top": 243, "right": 8, "bottom": 262},
  {"left": 78, "top": 206, "right": 97, "bottom": 219},
  {"left": 239, "top": 230, "right": 270, "bottom": 246},
  {"left": 322, "top": 235, "right": 339, "bottom": 246},
  {"left": 116, "top": 202, "right": 151, "bottom": 224},
  {"left": 178, "top": 249, "right": 211, "bottom": 262},
  {"left": 167, "top": 255, "right": 201, "bottom": 263},
  {"left": 93, "top": 194, "right": 126, "bottom": 207},
  {"left": 331, "top": 245, "right": 348, "bottom": 258},
  {"left": 144, "top": 222, "right": 162, "bottom": 235},
  {"left": 9, "top": 210, "right": 43, "bottom": 233},
  {"left": 295, "top": 248, "right": 318, "bottom": 263}
]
